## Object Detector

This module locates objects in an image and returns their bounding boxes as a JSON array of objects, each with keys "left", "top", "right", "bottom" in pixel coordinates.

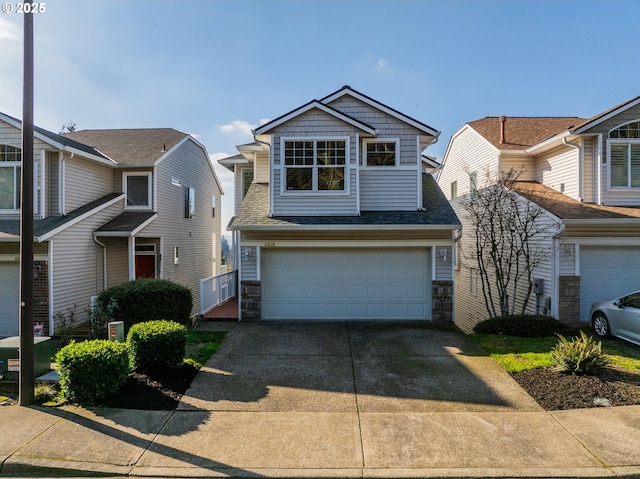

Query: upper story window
[
  {"left": 184, "top": 186, "right": 195, "bottom": 219},
  {"left": 0, "top": 145, "right": 21, "bottom": 211},
  {"left": 283, "top": 139, "right": 346, "bottom": 192},
  {"left": 124, "top": 172, "right": 152, "bottom": 209},
  {"left": 609, "top": 121, "right": 640, "bottom": 188},
  {"left": 363, "top": 140, "right": 398, "bottom": 167},
  {"left": 450, "top": 181, "right": 458, "bottom": 199}
]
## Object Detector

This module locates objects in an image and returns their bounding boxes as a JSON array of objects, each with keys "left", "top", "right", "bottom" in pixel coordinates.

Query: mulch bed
[
  {"left": 511, "top": 366, "right": 640, "bottom": 410},
  {"left": 97, "top": 364, "right": 199, "bottom": 410}
]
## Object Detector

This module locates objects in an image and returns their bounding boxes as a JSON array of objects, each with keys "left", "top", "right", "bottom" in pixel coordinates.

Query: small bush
[
  {"left": 97, "top": 279, "right": 192, "bottom": 332},
  {"left": 127, "top": 320, "right": 187, "bottom": 370},
  {"left": 551, "top": 331, "right": 610, "bottom": 375},
  {"left": 473, "top": 314, "right": 575, "bottom": 337},
  {"left": 55, "top": 340, "right": 130, "bottom": 405}
]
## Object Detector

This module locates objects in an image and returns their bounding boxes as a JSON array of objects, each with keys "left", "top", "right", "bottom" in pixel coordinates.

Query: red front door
[{"left": 135, "top": 255, "right": 156, "bottom": 279}]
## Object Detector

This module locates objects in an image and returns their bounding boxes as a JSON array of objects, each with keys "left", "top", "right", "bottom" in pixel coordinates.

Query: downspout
[
  {"left": 93, "top": 235, "right": 107, "bottom": 290},
  {"left": 562, "top": 137, "right": 582, "bottom": 201},
  {"left": 451, "top": 228, "right": 462, "bottom": 325}
]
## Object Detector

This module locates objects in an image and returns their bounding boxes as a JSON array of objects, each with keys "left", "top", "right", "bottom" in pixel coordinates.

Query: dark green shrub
[
  {"left": 551, "top": 331, "right": 609, "bottom": 375},
  {"left": 473, "top": 314, "right": 575, "bottom": 337},
  {"left": 55, "top": 340, "right": 130, "bottom": 405},
  {"left": 127, "top": 320, "right": 187, "bottom": 370},
  {"left": 97, "top": 279, "right": 192, "bottom": 332}
]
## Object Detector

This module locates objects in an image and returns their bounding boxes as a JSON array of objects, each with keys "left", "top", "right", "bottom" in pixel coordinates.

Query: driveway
[{"left": 178, "top": 321, "right": 541, "bottom": 413}]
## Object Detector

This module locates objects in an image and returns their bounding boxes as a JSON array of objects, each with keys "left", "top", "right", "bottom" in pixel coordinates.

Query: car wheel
[{"left": 592, "top": 313, "right": 610, "bottom": 339}]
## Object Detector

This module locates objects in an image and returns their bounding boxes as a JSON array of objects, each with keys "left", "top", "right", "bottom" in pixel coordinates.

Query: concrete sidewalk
[{"left": 1, "top": 321, "right": 639, "bottom": 478}]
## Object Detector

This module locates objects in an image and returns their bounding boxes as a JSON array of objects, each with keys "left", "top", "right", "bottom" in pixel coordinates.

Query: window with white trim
[
  {"left": 0, "top": 145, "right": 21, "bottom": 211},
  {"left": 184, "top": 186, "right": 195, "bottom": 219},
  {"left": 124, "top": 172, "right": 152, "bottom": 209},
  {"left": 450, "top": 180, "right": 457, "bottom": 199},
  {"left": 363, "top": 140, "right": 398, "bottom": 167},
  {"left": 608, "top": 121, "right": 640, "bottom": 188},
  {"left": 283, "top": 139, "right": 346, "bottom": 192}
]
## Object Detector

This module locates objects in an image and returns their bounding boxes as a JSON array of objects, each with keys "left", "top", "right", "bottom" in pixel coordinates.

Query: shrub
[
  {"left": 473, "top": 314, "right": 575, "bottom": 337},
  {"left": 127, "top": 320, "right": 187, "bottom": 370},
  {"left": 551, "top": 331, "right": 609, "bottom": 375},
  {"left": 55, "top": 340, "right": 130, "bottom": 405},
  {"left": 97, "top": 279, "right": 192, "bottom": 332}
]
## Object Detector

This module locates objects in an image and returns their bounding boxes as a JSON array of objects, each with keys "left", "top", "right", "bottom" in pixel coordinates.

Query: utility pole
[{"left": 20, "top": 9, "right": 35, "bottom": 406}]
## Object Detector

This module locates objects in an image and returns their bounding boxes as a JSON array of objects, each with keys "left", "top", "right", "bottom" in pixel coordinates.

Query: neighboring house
[
  {"left": 219, "top": 86, "right": 460, "bottom": 322},
  {"left": 438, "top": 97, "right": 640, "bottom": 333},
  {"left": 0, "top": 113, "right": 222, "bottom": 337}
]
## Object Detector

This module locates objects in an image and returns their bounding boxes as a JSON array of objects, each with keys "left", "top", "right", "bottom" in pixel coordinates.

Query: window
[
  {"left": 184, "top": 186, "right": 195, "bottom": 219},
  {"left": 450, "top": 181, "right": 458, "bottom": 199},
  {"left": 608, "top": 121, "right": 640, "bottom": 188},
  {"left": 470, "top": 171, "right": 478, "bottom": 199},
  {"left": 124, "top": 172, "right": 152, "bottom": 209},
  {"left": 470, "top": 268, "right": 478, "bottom": 296},
  {"left": 173, "top": 246, "right": 179, "bottom": 265},
  {"left": 0, "top": 145, "right": 21, "bottom": 210},
  {"left": 211, "top": 195, "right": 216, "bottom": 217},
  {"left": 283, "top": 139, "right": 346, "bottom": 192},
  {"left": 241, "top": 167, "right": 253, "bottom": 199},
  {"left": 363, "top": 140, "right": 398, "bottom": 167}
]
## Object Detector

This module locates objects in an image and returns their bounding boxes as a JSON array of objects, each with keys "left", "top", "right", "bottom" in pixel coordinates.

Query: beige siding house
[
  {"left": 219, "top": 86, "right": 460, "bottom": 322},
  {"left": 0, "top": 113, "right": 222, "bottom": 338},
  {"left": 438, "top": 98, "right": 640, "bottom": 333}
]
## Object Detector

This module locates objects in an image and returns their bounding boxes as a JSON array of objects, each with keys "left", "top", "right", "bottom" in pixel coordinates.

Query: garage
[
  {"left": 0, "top": 262, "right": 20, "bottom": 337},
  {"left": 580, "top": 246, "right": 640, "bottom": 322},
  {"left": 261, "top": 248, "right": 432, "bottom": 320}
]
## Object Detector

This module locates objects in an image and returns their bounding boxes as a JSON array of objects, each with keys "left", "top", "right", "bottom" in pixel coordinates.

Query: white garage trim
[
  {"left": 0, "top": 262, "right": 20, "bottom": 337},
  {"left": 261, "top": 247, "right": 432, "bottom": 321}
]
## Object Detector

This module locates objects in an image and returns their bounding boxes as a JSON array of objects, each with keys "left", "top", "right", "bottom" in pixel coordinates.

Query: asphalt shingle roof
[
  {"left": 95, "top": 211, "right": 156, "bottom": 234},
  {"left": 469, "top": 117, "right": 586, "bottom": 150},
  {"left": 0, "top": 193, "right": 123, "bottom": 240},
  {"left": 229, "top": 174, "right": 460, "bottom": 229},
  {"left": 64, "top": 128, "right": 187, "bottom": 165},
  {"left": 512, "top": 182, "right": 640, "bottom": 220}
]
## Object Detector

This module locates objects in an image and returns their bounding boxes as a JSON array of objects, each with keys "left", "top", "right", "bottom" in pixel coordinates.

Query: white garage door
[
  {"left": 262, "top": 248, "right": 431, "bottom": 320},
  {"left": 0, "top": 263, "right": 20, "bottom": 337},
  {"left": 580, "top": 246, "right": 640, "bottom": 322}
]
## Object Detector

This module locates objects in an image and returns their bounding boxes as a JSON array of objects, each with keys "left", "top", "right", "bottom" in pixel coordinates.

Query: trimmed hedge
[
  {"left": 97, "top": 278, "right": 192, "bottom": 331},
  {"left": 55, "top": 340, "right": 130, "bottom": 405},
  {"left": 127, "top": 320, "right": 187, "bottom": 370},
  {"left": 473, "top": 314, "right": 575, "bottom": 338}
]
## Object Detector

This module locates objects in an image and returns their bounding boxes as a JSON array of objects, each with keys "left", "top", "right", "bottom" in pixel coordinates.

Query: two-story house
[
  {"left": 438, "top": 97, "right": 640, "bottom": 333},
  {"left": 0, "top": 113, "right": 223, "bottom": 337},
  {"left": 219, "top": 86, "right": 460, "bottom": 322}
]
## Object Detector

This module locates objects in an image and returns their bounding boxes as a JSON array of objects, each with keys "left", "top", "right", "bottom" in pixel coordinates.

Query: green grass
[
  {"left": 184, "top": 330, "right": 226, "bottom": 367},
  {"left": 471, "top": 333, "right": 640, "bottom": 374}
]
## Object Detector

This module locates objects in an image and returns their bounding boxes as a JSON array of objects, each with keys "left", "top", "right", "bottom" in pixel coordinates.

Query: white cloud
[
  {"left": 259, "top": 118, "right": 270, "bottom": 126},
  {"left": 220, "top": 120, "right": 255, "bottom": 136},
  {"left": 377, "top": 59, "right": 387, "bottom": 69},
  {"left": 0, "top": 18, "right": 20, "bottom": 43}
]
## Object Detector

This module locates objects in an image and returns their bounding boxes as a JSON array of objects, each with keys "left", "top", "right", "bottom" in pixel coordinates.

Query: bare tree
[
  {"left": 461, "top": 167, "right": 555, "bottom": 317},
  {"left": 58, "top": 121, "right": 76, "bottom": 134}
]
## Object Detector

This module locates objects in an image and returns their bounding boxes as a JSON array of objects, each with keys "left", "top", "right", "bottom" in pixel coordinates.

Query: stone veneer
[
  {"left": 432, "top": 280, "right": 453, "bottom": 323},
  {"left": 33, "top": 260, "right": 50, "bottom": 335},
  {"left": 241, "top": 280, "right": 261, "bottom": 321},
  {"left": 559, "top": 276, "right": 581, "bottom": 325}
]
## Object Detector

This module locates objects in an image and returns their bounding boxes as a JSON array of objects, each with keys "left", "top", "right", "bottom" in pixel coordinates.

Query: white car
[{"left": 590, "top": 291, "right": 640, "bottom": 346}]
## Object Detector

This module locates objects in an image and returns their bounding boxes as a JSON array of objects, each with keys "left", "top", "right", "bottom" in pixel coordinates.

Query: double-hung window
[
  {"left": 363, "top": 140, "right": 398, "bottom": 167},
  {"left": 0, "top": 145, "right": 21, "bottom": 211},
  {"left": 124, "top": 172, "right": 152, "bottom": 209},
  {"left": 283, "top": 139, "right": 346, "bottom": 192},
  {"left": 608, "top": 121, "right": 640, "bottom": 188}
]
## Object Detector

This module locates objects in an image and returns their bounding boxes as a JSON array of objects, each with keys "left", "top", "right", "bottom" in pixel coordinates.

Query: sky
[{"left": 1, "top": 0, "right": 639, "bottom": 232}]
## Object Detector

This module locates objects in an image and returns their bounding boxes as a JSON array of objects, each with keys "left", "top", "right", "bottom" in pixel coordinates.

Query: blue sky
[{"left": 1, "top": 0, "right": 639, "bottom": 230}]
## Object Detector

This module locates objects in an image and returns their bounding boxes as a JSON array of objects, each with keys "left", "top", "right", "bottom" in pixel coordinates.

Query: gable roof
[
  {"left": 0, "top": 112, "right": 114, "bottom": 164},
  {"left": 320, "top": 85, "right": 440, "bottom": 137},
  {"left": 468, "top": 117, "right": 585, "bottom": 151},
  {"left": 512, "top": 181, "right": 640, "bottom": 222},
  {"left": 64, "top": 128, "right": 187, "bottom": 165},
  {"left": 229, "top": 174, "right": 460, "bottom": 230},
  {"left": 253, "top": 100, "right": 376, "bottom": 135},
  {"left": 571, "top": 95, "right": 640, "bottom": 134}
]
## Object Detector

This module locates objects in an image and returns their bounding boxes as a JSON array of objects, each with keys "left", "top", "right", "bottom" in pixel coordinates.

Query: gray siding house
[
  {"left": 219, "top": 86, "right": 460, "bottom": 322},
  {"left": 0, "top": 113, "right": 222, "bottom": 337},
  {"left": 437, "top": 97, "right": 640, "bottom": 333}
]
